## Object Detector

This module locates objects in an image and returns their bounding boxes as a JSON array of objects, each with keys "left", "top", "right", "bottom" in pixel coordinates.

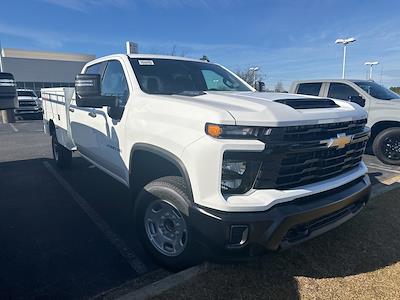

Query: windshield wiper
[{"left": 171, "top": 91, "right": 206, "bottom": 97}]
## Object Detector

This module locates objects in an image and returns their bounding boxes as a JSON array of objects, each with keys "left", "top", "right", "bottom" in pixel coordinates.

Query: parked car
[
  {"left": 0, "top": 72, "right": 18, "bottom": 110},
  {"left": 15, "top": 89, "right": 43, "bottom": 118},
  {"left": 290, "top": 79, "right": 400, "bottom": 165},
  {"left": 42, "top": 54, "right": 371, "bottom": 270}
]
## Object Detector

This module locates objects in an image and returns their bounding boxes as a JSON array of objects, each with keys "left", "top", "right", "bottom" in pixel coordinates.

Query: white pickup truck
[
  {"left": 42, "top": 54, "right": 371, "bottom": 269},
  {"left": 290, "top": 79, "right": 400, "bottom": 165}
]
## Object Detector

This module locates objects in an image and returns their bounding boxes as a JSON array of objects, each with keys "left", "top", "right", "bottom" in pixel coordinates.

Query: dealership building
[{"left": 0, "top": 48, "right": 95, "bottom": 96}]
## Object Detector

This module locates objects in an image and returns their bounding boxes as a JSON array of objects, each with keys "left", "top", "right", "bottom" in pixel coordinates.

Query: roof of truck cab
[
  {"left": 128, "top": 54, "right": 207, "bottom": 62},
  {"left": 292, "top": 79, "right": 372, "bottom": 83},
  {"left": 85, "top": 54, "right": 209, "bottom": 67}
]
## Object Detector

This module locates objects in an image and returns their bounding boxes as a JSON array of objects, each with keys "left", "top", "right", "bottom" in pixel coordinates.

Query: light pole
[
  {"left": 249, "top": 67, "right": 259, "bottom": 88},
  {"left": 365, "top": 61, "right": 379, "bottom": 80},
  {"left": 335, "top": 37, "right": 356, "bottom": 79}
]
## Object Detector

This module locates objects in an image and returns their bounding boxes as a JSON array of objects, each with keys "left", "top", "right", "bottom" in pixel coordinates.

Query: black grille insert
[{"left": 253, "top": 119, "right": 369, "bottom": 190}]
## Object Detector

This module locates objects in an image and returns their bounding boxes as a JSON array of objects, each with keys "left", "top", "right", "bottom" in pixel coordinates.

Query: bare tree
[
  {"left": 235, "top": 67, "right": 264, "bottom": 86},
  {"left": 274, "top": 81, "right": 285, "bottom": 92},
  {"left": 390, "top": 87, "right": 400, "bottom": 94}
]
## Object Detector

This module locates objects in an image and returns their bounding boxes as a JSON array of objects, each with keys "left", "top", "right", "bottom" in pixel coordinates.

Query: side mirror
[
  {"left": 255, "top": 81, "right": 265, "bottom": 92},
  {"left": 348, "top": 95, "right": 366, "bottom": 107},
  {"left": 75, "top": 74, "right": 118, "bottom": 108},
  {"left": 0, "top": 72, "right": 18, "bottom": 110}
]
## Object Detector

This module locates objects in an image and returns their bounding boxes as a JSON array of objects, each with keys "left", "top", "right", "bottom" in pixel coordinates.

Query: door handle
[
  {"left": 88, "top": 111, "right": 97, "bottom": 118},
  {"left": 69, "top": 107, "right": 75, "bottom": 112}
]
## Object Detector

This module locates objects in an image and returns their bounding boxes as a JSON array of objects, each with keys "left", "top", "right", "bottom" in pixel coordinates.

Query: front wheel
[
  {"left": 135, "top": 176, "right": 202, "bottom": 270},
  {"left": 373, "top": 127, "right": 400, "bottom": 165},
  {"left": 51, "top": 135, "right": 72, "bottom": 169}
]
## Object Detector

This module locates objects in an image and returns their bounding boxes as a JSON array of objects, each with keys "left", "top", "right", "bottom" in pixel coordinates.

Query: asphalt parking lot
[
  {"left": 1, "top": 119, "right": 400, "bottom": 299},
  {"left": 0, "top": 120, "right": 171, "bottom": 299}
]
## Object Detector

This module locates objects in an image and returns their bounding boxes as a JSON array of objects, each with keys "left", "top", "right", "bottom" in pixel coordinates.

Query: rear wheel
[
  {"left": 135, "top": 176, "right": 202, "bottom": 270},
  {"left": 373, "top": 127, "right": 400, "bottom": 165},
  {"left": 51, "top": 135, "right": 72, "bottom": 169}
]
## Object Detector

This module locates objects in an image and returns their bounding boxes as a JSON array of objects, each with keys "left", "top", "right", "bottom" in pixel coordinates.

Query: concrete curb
[{"left": 116, "top": 263, "right": 209, "bottom": 300}]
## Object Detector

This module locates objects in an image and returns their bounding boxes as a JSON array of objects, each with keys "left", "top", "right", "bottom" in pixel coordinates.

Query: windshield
[
  {"left": 130, "top": 58, "right": 251, "bottom": 95},
  {"left": 17, "top": 90, "right": 37, "bottom": 97},
  {"left": 354, "top": 81, "right": 399, "bottom": 100}
]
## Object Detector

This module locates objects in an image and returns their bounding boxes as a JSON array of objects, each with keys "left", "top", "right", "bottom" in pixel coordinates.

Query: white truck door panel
[
  {"left": 69, "top": 103, "right": 104, "bottom": 163},
  {"left": 71, "top": 59, "right": 130, "bottom": 180},
  {"left": 94, "top": 60, "right": 130, "bottom": 180},
  {"left": 70, "top": 61, "right": 108, "bottom": 164}
]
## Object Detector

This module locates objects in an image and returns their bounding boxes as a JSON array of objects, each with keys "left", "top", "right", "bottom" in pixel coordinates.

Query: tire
[
  {"left": 373, "top": 127, "right": 400, "bottom": 165},
  {"left": 51, "top": 135, "right": 72, "bottom": 169},
  {"left": 135, "top": 176, "right": 202, "bottom": 270}
]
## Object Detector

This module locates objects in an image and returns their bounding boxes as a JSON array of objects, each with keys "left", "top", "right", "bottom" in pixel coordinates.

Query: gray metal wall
[{"left": 1, "top": 57, "right": 87, "bottom": 82}]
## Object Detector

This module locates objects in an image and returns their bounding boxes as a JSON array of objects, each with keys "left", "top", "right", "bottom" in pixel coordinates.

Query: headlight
[
  {"left": 221, "top": 152, "right": 262, "bottom": 195},
  {"left": 206, "top": 123, "right": 272, "bottom": 139}
]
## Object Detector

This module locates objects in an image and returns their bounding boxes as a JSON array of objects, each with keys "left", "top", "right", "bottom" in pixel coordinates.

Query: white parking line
[
  {"left": 9, "top": 123, "right": 18, "bottom": 132},
  {"left": 43, "top": 161, "right": 148, "bottom": 275},
  {"left": 366, "top": 163, "right": 400, "bottom": 175}
]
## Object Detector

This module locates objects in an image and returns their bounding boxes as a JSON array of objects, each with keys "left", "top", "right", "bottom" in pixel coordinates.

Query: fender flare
[{"left": 129, "top": 143, "right": 194, "bottom": 202}]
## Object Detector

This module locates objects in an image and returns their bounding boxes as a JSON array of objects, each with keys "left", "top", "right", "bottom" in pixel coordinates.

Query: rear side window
[
  {"left": 296, "top": 83, "right": 321, "bottom": 96},
  {"left": 328, "top": 83, "right": 359, "bottom": 101}
]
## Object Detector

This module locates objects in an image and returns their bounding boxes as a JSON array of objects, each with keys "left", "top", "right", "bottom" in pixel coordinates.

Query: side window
[
  {"left": 297, "top": 83, "right": 322, "bottom": 96},
  {"left": 85, "top": 62, "right": 107, "bottom": 76},
  {"left": 327, "top": 83, "right": 359, "bottom": 101},
  {"left": 201, "top": 70, "right": 239, "bottom": 91},
  {"left": 101, "top": 60, "right": 130, "bottom": 106}
]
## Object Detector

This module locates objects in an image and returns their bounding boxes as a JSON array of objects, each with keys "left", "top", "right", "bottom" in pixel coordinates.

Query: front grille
[
  {"left": 279, "top": 118, "right": 366, "bottom": 141},
  {"left": 254, "top": 119, "right": 369, "bottom": 190},
  {"left": 18, "top": 100, "right": 37, "bottom": 107}
]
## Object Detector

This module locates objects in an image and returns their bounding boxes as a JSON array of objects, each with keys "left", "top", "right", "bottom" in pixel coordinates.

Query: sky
[{"left": 0, "top": 0, "right": 399, "bottom": 89}]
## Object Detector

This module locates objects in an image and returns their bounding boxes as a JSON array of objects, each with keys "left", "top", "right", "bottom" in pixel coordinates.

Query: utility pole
[{"left": 0, "top": 43, "right": 16, "bottom": 124}]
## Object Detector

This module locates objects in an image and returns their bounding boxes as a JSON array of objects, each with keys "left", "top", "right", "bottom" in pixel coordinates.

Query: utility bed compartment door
[{"left": 41, "top": 87, "right": 76, "bottom": 150}]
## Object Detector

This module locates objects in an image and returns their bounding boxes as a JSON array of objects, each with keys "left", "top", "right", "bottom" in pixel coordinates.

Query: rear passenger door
[{"left": 296, "top": 82, "right": 323, "bottom": 97}]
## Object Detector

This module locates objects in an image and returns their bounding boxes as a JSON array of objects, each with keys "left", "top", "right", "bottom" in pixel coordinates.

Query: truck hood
[{"left": 159, "top": 91, "right": 368, "bottom": 127}]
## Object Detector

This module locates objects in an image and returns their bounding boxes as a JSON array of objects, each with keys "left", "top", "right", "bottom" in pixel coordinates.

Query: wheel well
[
  {"left": 370, "top": 121, "right": 400, "bottom": 143},
  {"left": 49, "top": 120, "right": 56, "bottom": 136},
  {"left": 129, "top": 147, "right": 193, "bottom": 201}
]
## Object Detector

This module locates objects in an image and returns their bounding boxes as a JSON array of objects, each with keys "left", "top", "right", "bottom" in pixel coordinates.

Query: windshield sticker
[{"left": 138, "top": 60, "right": 155, "bottom": 66}]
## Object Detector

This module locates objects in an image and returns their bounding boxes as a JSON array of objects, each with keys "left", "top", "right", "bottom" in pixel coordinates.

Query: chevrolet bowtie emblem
[{"left": 322, "top": 133, "right": 352, "bottom": 149}]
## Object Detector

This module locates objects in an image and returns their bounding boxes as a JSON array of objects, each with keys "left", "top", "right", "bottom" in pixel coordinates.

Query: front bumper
[
  {"left": 190, "top": 175, "right": 371, "bottom": 257},
  {"left": 14, "top": 108, "right": 43, "bottom": 115}
]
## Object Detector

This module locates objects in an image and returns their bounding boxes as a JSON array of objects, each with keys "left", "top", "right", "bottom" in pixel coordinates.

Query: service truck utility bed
[{"left": 42, "top": 88, "right": 76, "bottom": 151}]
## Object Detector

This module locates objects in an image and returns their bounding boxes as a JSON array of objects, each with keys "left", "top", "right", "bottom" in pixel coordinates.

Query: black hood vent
[{"left": 275, "top": 98, "right": 339, "bottom": 109}]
